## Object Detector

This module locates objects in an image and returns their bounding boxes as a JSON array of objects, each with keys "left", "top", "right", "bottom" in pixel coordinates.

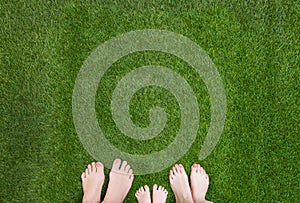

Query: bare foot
[
  {"left": 81, "top": 162, "right": 105, "bottom": 203},
  {"left": 190, "top": 164, "right": 213, "bottom": 203},
  {"left": 102, "top": 158, "right": 134, "bottom": 203},
  {"left": 152, "top": 184, "right": 168, "bottom": 203},
  {"left": 135, "top": 185, "right": 151, "bottom": 203},
  {"left": 169, "top": 164, "right": 193, "bottom": 203}
]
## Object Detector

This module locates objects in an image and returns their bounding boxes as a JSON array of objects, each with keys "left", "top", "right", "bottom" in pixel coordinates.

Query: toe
[
  {"left": 95, "top": 162, "right": 103, "bottom": 172},
  {"left": 91, "top": 162, "right": 96, "bottom": 172},
  {"left": 129, "top": 169, "right": 134, "bottom": 179},
  {"left": 206, "top": 174, "right": 209, "bottom": 182},
  {"left": 178, "top": 164, "right": 185, "bottom": 173},
  {"left": 196, "top": 164, "right": 201, "bottom": 173},
  {"left": 120, "top": 160, "right": 128, "bottom": 171},
  {"left": 197, "top": 164, "right": 201, "bottom": 172},
  {"left": 85, "top": 168, "right": 89, "bottom": 175},
  {"left": 144, "top": 185, "right": 150, "bottom": 192},
  {"left": 112, "top": 158, "right": 122, "bottom": 171},
  {"left": 169, "top": 170, "right": 174, "bottom": 180},
  {"left": 128, "top": 168, "right": 133, "bottom": 176},
  {"left": 172, "top": 166, "right": 178, "bottom": 174},
  {"left": 200, "top": 167, "right": 204, "bottom": 174},
  {"left": 88, "top": 164, "right": 92, "bottom": 173},
  {"left": 81, "top": 172, "right": 85, "bottom": 180},
  {"left": 175, "top": 164, "right": 181, "bottom": 173},
  {"left": 202, "top": 168, "right": 206, "bottom": 175},
  {"left": 153, "top": 184, "right": 158, "bottom": 190},
  {"left": 125, "top": 164, "right": 131, "bottom": 173}
]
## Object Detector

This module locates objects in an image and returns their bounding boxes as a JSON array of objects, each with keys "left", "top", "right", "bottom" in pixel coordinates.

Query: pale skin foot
[
  {"left": 169, "top": 164, "right": 193, "bottom": 203},
  {"left": 152, "top": 184, "right": 168, "bottom": 203},
  {"left": 135, "top": 185, "right": 151, "bottom": 203},
  {"left": 102, "top": 158, "right": 134, "bottom": 203},
  {"left": 81, "top": 162, "right": 105, "bottom": 203},
  {"left": 190, "top": 164, "right": 213, "bottom": 203}
]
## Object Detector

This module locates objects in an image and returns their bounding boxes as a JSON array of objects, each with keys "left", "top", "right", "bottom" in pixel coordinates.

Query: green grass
[{"left": 1, "top": 0, "right": 299, "bottom": 202}]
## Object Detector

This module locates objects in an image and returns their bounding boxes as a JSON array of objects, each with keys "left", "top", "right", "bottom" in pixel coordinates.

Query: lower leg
[
  {"left": 135, "top": 185, "right": 151, "bottom": 203},
  {"left": 169, "top": 164, "right": 194, "bottom": 203},
  {"left": 190, "top": 164, "right": 213, "bottom": 203},
  {"left": 81, "top": 162, "right": 105, "bottom": 203},
  {"left": 152, "top": 184, "right": 168, "bottom": 203},
  {"left": 102, "top": 159, "right": 134, "bottom": 203}
]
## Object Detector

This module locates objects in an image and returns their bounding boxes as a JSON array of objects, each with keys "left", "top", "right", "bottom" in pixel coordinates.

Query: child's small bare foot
[
  {"left": 102, "top": 158, "right": 134, "bottom": 203},
  {"left": 190, "top": 164, "right": 213, "bottom": 203},
  {"left": 81, "top": 162, "right": 105, "bottom": 203},
  {"left": 135, "top": 185, "right": 151, "bottom": 203},
  {"left": 169, "top": 164, "right": 193, "bottom": 203},
  {"left": 152, "top": 184, "right": 168, "bottom": 203}
]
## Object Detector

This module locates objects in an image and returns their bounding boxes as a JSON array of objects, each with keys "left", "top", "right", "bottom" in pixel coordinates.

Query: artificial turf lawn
[{"left": 1, "top": 0, "right": 299, "bottom": 202}]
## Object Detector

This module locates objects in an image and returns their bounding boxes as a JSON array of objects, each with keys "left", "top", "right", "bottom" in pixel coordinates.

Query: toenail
[
  {"left": 179, "top": 164, "right": 183, "bottom": 167},
  {"left": 193, "top": 164, "right": 197, "bottom": 168}
]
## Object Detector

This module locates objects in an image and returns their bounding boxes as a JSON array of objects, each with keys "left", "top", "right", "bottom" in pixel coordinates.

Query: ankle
[
  {"left": 102, "top": 195, "right": 120, "bottom": 203},
  {"left": 198, "top": 200, "right": 213, "bottom": 203},
  {"left": 82, "top": 196, "right": 100, "bottom": 203},
  {"left": 177, "top": 196, "right": 193, "bottom": 203}
]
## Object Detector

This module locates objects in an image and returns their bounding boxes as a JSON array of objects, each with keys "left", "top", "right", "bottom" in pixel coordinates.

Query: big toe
[
  {"left": 191, "top": 164, "right": 199, "bottom": 173},
  {"left": 177, "top": 164, "right": 186, "bottom": 174},
  {"left": 111, "top": 158, "right": 122, "bottom": 171},
  {"left": 144, "top": 185, "right": 150, "bottom": 192},
  {"left": 95, "top": 162, "right": 104, "bottom": 172}
]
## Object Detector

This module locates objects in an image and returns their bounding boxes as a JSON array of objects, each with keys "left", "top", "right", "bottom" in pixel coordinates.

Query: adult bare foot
[
  {"left": 135, "top": 185, "right": 151, "bottom": 203},
  {"left": 169, "top": 164, "right": 193, "bottom": 203},
  {"left": 190, "top": 164, "right": 213, "bottom": 203},
  {"left": 152, "top": 184, "right": 168, "bottom": 203},
  {"left": 81, "top": 162, "right": 105, "bottom": 203},
  {"left": 102, "top": 158, "right": 134, "bottom": 203}
]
